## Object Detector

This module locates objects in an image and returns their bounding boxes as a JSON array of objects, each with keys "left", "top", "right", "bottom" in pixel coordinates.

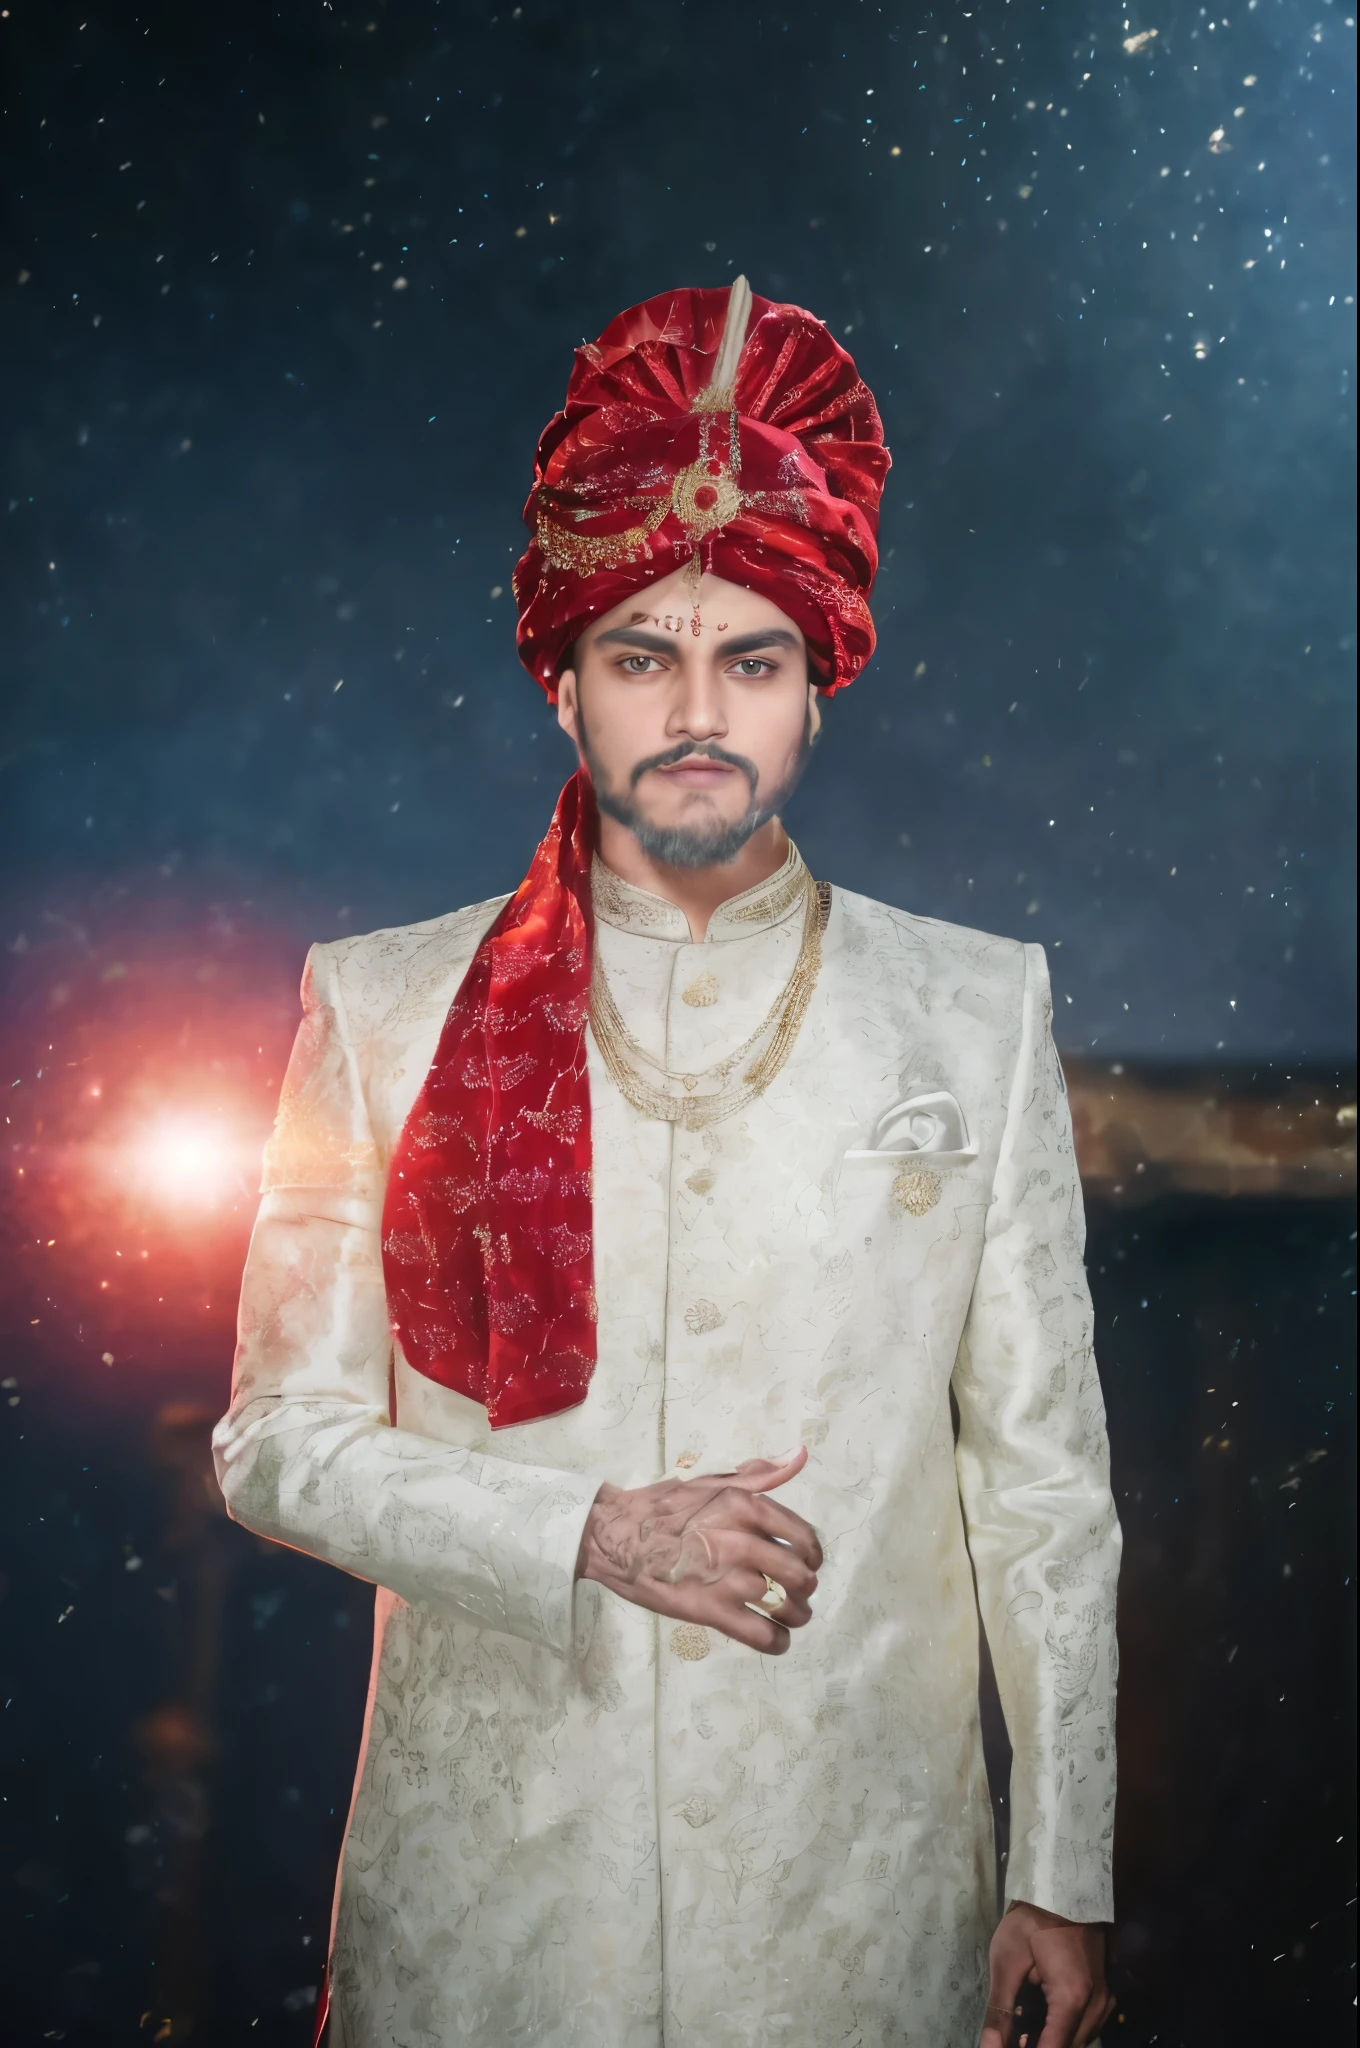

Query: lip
[{"left": 653, "top": 761, "right": 740, "bottom": 789}]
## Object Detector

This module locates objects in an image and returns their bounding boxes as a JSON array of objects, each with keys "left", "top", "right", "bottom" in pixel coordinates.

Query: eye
[
  {"left": 731, "top": 657, "right": 775, "bottom": 677},
  {"left": 619, "top": 653, "right": 662, "bottom": 674}
]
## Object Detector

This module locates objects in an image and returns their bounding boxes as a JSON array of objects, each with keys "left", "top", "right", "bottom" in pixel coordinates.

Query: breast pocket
[
  {"left": 836, "top": 1091, "right": 981, "bottom": 1239},
  {"left": 857, "top": 1088, "right": 974, "bottom": 1159}
]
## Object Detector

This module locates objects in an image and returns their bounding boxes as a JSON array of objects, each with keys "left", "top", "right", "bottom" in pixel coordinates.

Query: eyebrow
[{"left": 592, "top": 625, "right": 802, "bottom": 657}]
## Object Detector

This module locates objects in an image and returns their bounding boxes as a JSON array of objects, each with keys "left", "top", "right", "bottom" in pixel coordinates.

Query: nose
[{"left": 666, "top": 653, "right": 728, "bottom": 743}]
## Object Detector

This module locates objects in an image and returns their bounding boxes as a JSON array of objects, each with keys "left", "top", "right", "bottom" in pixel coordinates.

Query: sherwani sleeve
[
  {"left": 951, "top": 941, "right": 1121, "bottom": 1923},
  {"left": 211, "top": 942, "right": 605, "bottom": 1660}
]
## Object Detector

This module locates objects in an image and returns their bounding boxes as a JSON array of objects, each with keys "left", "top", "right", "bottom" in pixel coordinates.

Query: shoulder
[
  {"left": 829, "top": 883, "right": 1036, "bottom": 1000},
  {"left": 305, "top": 893, "right": 511, "bottom": 1039},
  {"left": 825, "top": 886, "right": 1049, "bottom": 1086}
]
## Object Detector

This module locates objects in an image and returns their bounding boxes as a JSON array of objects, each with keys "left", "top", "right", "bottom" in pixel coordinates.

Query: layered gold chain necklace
[{"left": 589, "top": 875, "right": 826, "bottom": 1131}]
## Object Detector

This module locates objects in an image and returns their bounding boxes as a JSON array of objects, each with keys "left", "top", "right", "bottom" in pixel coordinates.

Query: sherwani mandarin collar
[{"left": 589, "top": 839, "right": 809, "bottom": 944}]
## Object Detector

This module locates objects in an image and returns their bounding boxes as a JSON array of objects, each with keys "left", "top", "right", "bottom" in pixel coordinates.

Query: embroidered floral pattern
[{"left": 381, "top": 776, "right": 599, "bottom": 1427}]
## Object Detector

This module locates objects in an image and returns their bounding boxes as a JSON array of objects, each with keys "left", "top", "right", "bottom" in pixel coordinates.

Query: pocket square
[{"left": 869, "top": 1089, "right": 972, "bottom": 1156}]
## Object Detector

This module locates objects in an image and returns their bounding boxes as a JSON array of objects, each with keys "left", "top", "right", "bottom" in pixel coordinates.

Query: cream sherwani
[{"left": 213, "top": 844, "right": 1120, "bottom": 2047}]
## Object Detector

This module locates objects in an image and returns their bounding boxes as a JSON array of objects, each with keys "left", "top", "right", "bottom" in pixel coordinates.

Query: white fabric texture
[{"left": 213, "top": 849, "right": 1120, "bottom": 2046}]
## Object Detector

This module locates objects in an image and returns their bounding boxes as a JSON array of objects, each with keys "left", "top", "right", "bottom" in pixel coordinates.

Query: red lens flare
[
  {"left": 1, "top": 881, "right": 310, "bottom": 1401},
  {"left": 116, "top": 1112, "right": 264, "bottom": 1210}
]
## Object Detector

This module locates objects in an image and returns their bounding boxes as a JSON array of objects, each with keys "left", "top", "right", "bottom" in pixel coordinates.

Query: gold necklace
[{"left": 589, "top": 876, "right": 824, "bottom": 1131}]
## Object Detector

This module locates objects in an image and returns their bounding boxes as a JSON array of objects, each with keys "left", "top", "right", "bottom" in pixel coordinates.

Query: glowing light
[{"left": 128, "top": 1115, "right": 254, "bottom": 1210}]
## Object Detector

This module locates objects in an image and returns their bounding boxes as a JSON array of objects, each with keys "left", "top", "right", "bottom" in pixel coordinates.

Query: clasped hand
[
  {"left": 981, "top": 1903, "right": 1115, "bottom": 2048},
  {"left": 575, "top": 1445, "right": 821, "bottom": 1653}
]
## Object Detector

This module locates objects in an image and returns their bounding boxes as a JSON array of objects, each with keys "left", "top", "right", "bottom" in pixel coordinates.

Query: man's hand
[
  {"left": 575, "top": 1445, "right": 821, "bottom": 1653},
  {"left": 981, "top": 1902, "right": 1114, "bottom": 2048}
]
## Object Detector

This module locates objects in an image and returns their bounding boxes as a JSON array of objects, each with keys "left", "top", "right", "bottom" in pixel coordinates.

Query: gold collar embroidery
[{"left": 590, "top": 842, "right": 810, "bottom": 944}]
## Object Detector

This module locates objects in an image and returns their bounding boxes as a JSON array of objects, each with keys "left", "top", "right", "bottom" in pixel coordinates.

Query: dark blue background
[
  {"left": 1, "top": 1, "right": 1355, "bottom": 2042},
  {"left": 4, "top": 0, "right": 1354, "bottom": 1055}
]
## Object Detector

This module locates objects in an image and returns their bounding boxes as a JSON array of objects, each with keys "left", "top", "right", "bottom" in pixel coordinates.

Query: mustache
[{"left": 629, "top": 741, "right": 759, "bottom": 794}]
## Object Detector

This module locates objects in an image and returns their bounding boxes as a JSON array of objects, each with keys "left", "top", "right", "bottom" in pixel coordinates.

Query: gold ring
[{"left": 758, "top": 1574, "right": 787, "bottom": 1614}]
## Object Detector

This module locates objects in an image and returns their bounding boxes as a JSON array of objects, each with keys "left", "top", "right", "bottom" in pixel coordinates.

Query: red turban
[
  {"left": 513, "top": 281, "right": 890, "bottom": 693},
  {"left": 382, "top": 285, "right": 888, "bottom": 1427}
]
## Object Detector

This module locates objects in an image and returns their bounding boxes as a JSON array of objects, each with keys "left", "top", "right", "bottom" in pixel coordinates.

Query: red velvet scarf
[{"left": 380, "top": 773, "right": 598, "bottom": 1429}]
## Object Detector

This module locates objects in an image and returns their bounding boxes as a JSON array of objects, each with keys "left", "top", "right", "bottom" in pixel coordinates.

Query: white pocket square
[{"left": 844, "top": 1089, "right": 975, "bottom": 1161}]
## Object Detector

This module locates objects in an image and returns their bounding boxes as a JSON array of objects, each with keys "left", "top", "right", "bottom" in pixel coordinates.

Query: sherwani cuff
[
  {"left": 1004, "top": 1826, "right": 1116, "bottom": 1925},
  {"left": 354, "top": 1435, "right": 607, "bottom": 1661},
  {"left": 497, "top": 1460, "right": 607, "bottom": 1660},
  {"left": 214, "top": 1392, "right": 607, "bottom": 1663}
]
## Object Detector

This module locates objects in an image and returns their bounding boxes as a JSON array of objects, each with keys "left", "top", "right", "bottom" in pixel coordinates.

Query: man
[{"left": 214, "top": 279, "right": 1120, "bottom": 2047}]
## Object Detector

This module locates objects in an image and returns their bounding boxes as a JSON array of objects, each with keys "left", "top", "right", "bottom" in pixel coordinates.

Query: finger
[
  {"left": 700, "top": 1487, "right": 824, "bottom": 1571},
  {"left": 722, "top": 1532, "right": 819, "bottom": 1605},
  {"left": 1034, "top": 1985, "right": 1091, "bottom": 2048},
  {"left": 979, "top": 1946, "right": 1029, "bottom": 2048},
  {"left": 1072, "top": 1985, "right": 1116, "bottom": 2046},
  {"left": 744, "top": 1488, "right": 824, "bottom": 1569},
  {"left": 978, "top": 2004, "right": 1017, "bottom": 2048},
  {"left": 704, "top": 1600, "right": 791, "bottom": 1655},
  {"left": 729, "top": 1565, "right": 814, "bottom": 1630},
  {"left": 723, "top": 1446, "right": 808, "bottom": 1490},
  {"left": 667, "top": 1457, "right": 808, "bottom": 1524}
]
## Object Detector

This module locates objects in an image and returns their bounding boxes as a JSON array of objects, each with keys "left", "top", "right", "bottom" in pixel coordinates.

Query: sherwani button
[
  {"left": 683, "top": 1299, "right": 724, "bottom": 1334},
  {"left": 684, "top": 1167, "right": 716, "bottom": 1195},
  {"left": 668, "top": 1624, "right": 711, "bottom": 1661},
  {"left": 680, "top": 971, "right": 719, "bottom": 1007},
  {"left": 892, "top": 1164, "right": 943, "bottom": 1216},
  {"left": 674, "top": 1447, "right": 701, "bottom": 1469}
]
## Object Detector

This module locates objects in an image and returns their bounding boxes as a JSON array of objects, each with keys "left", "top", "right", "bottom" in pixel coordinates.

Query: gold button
[
  {"left": 669, "top": 1624, "right": 711, "bottom": 1661},
  {"left": 684, "top": 1167, "right": 716, "bottom": 1196},
  {"left": 674, "top": 1447, "right": 700, "bottom": 1469},
  {"left": 681, "top": 971, "right": 719, "bottom": 1008},
  {"left": 892, "top": 1165, "right": 942, "bottom": 1217},
  {"left": 684, "top": 1299, "right": 724, "bottom": 1335}
]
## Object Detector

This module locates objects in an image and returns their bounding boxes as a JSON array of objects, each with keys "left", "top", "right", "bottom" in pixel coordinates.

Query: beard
[{"left": 577, "top": 706, "right": 816, "bottom": 870}]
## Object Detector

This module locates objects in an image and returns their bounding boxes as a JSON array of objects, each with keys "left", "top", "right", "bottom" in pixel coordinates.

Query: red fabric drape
[{"left": 380, "top": 773, "right": 598, "bottom": 1428}]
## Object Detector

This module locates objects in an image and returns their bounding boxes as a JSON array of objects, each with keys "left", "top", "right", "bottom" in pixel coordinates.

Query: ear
[
  {"left": 806, "top": 679, "right": 823, "bottom": 743},
  {"left": 556, "top": 668, "right": 582, "bottom": 746}
]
